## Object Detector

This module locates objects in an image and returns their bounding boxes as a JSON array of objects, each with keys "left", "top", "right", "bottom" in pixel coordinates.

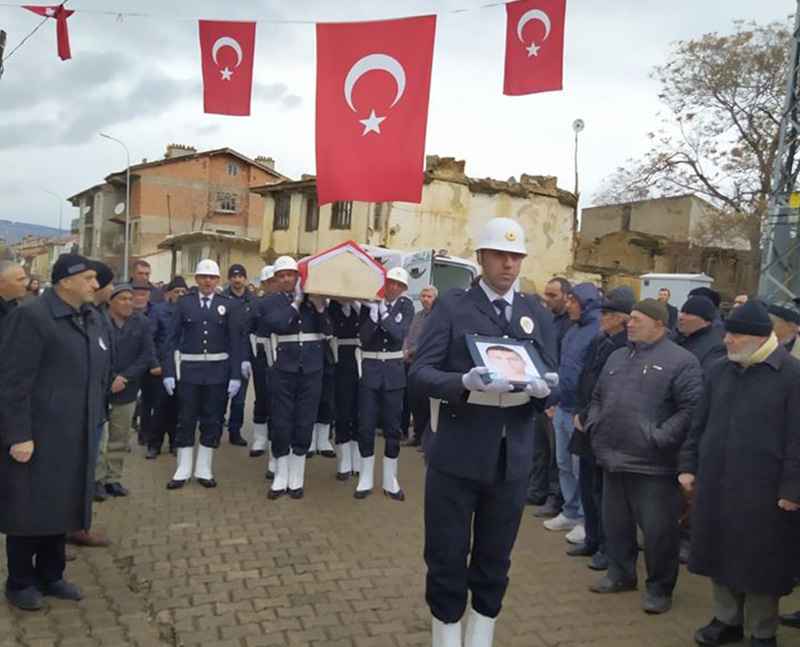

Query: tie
[
  {"left": 492, "top": 298, "right": 509, "bottom": 327},
  {"left": 202, "top": 297, "right": 210, "bottom": 310}
]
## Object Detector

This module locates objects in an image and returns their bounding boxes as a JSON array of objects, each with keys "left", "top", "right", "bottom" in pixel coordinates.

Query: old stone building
[
  {"left": 68, "top": 145, "right": 286, "bottom": 280},
  {"left": 251, "top": 156, "right": 577, "bottom": 293}
]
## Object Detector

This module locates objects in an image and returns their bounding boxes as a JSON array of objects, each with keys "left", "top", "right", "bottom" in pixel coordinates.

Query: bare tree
[{"left": 594, "top": 19, "right": 792, "bottom": 286}]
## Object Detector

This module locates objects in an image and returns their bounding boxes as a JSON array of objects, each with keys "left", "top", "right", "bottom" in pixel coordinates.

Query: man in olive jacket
[
  {"left": 0, "top": 254, "right": 110, "bottom": 611},
  {"left": 586, "top": 298, "right": 703, "bottom": 615}
]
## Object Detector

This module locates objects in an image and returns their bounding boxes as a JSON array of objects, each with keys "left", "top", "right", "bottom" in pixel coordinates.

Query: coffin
[{"left": 298, "top": 240, "right": 386, "bottom": 301}]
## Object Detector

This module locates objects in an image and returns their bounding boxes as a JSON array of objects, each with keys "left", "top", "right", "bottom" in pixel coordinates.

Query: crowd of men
[{"left": 0, "top": 214, "right": 798, "bottom": 647}]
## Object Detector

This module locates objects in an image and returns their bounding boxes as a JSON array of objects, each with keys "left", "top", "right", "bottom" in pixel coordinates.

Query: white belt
[
  {"left": 337, "top": 338, "right": 360, "bottom": 347},
  {"left": 270, "top": 332, "right": 325, "bottom": 364},
  {"left": 174, "top": 351, "right": 229, "bottom": 382},
  {"left": 354, "top": 348, "right": 404, "bottom": 378},
  {"left": 428, "top": 392, "right": 530, "bottom": 434}
]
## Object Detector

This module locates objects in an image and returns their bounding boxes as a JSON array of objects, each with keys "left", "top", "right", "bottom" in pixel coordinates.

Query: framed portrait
[{"left": 465, "top": 334, "right": 549, "bottom": 386}]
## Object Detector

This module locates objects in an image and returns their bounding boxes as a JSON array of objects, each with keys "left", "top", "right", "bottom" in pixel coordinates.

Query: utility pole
[
  {"left": 758, "top": 4, "right": 800, "bottom": 302},
  {"left": 0, "top": 30, "right": 7, "bottom": 80}
]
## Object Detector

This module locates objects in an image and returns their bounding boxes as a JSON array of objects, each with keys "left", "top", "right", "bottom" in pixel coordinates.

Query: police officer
[
  {"left": 162, "top": 260, "right": 244, "bottom": 490},
  {"left": 260, "top": 256, "right": 331, "bottom": 500},
  {"left": 223, "top": 264, "right": 255, "bottom": 447},
  {"left": 354, "top": 267, "right": 415, "bottom": 501},
  {"left": 309, "top": 343, "right": 337, "bottom": 459},
  {"left": 329, "top": 299, "right": 361, "bottom": 480},
  {"left": 249, "top": 265, "right": 274, "bottom": 459},
  {"left": 410, "top": 218, "right": 558, "bottom": 647}
]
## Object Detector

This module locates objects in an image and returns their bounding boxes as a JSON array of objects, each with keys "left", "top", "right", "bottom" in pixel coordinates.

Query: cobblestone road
[{"left": 3, "top": 422, "right": 800, "bottom": 646}]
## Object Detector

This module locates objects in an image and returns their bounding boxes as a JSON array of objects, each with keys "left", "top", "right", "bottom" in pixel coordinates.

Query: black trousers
[
  {"left": 528, "top": 413, "right": 562, "bottom": 502},
  {"left": 357, "top": 383, "right": 403, "bottom": 459},
  {"left": 401, "top": 365, "right": 412, "bottom": 436},
  {"left": 579, "top": 454, "right": 605, "bottom": 553},
  {"left": 334, "top": 361, "right": 359, "bottom": 444},
  {"left": 316, "top": 369, "right": 336, "bottom": 425},
  {"left": 603, "top": 471, "right": 682, "bottom": 596},
  {"left": 424, "top": 444, "right": 527, "bottom": 623},
  {"left": 6, "top": 534, "right": 66, "bottom": 590},
  {"left": 271, "top": 369, "right": 323, "bottom": 457},
  {"left": 411, "top": 386, "right": 431, "bottom": 444},
  {"left": 149, "top": 381, "right": 177, "bottom": 451},
  {"left": 251, "top": 353, "right": 270, "bottom": 425},
  {"left": 175, "top": 382, "right": 228, "bottom": 449}
]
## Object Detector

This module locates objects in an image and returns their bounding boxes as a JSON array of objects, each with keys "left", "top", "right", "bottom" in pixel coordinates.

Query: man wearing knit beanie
[
  {"left": 676, "top": 297, "right": 726, "bottom": 374},
  {"left": 586, "top": 296, "right": 702, "bottom": 614},
  {"left": 681, "top": 299, "right": 800, "bottom": 647}
]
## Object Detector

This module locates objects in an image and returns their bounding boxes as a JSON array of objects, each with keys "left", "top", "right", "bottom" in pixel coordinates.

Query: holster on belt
[
  {"left": 249, "top": 333, "right": 258, "bottom": 358},
  {"left": 174, "top": 350, "right": 182, "bottom": 382},
  {"left": 270, "top": 333, "right": 279, "bottom": 366},
  {"left": 330, "top": 337, "right": 339, "bottom": 364},
  {"left": 354, "top": 347, "right": 363, "bottom": 379}
]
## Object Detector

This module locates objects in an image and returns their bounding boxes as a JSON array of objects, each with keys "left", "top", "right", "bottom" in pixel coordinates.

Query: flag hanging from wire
[{"left": 23, "top": 4, "right": 74, "bottom": 60}]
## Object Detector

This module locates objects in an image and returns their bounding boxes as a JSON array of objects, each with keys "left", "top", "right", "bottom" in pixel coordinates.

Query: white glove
[
  {"left": 228, "top": 379, "right": 241, "bottom": 398},
  {"left": 543, "top": 372, "right": 559, "bottom": 388},
  {"left": 342, "top": 303, "right": 351, "bottom": 317},
  {"left": 241, "top": 361, "right": 252, "bottom": 380},
  {"left": 162, "top": 377, "right": 175, "bottom": 396},
  {"left": 352, "top": 300, "right": 362, "bottom": 312},
  {"left": 369, "top": 302, "right": 380, "bottom": 323},
  {"left": 292, "top": 278, "right": 304, "bottom": 307},
  {"left": 524, "top": 377, "right": 551, "bottom": 399},
  {"left": 462, "top": 366, "right": 513, "bottom": 394}
]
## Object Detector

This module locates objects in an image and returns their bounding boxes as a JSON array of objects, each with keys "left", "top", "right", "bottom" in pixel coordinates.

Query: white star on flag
[
  {"left": 220, "top": 67, "right": 233, "bottom": 81},
  {"left": 359, "top": 109, "right": 386, "bottom": 136},
  {"left": 45, "top": 7, "right": 55, "bottom": 16},
  {"left": 526, "top": 42, "right": 541, "bottom": 57}
]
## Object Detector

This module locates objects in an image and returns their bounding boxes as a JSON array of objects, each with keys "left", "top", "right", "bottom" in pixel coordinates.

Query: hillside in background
[{"left": 0, "top": 220, "right": 63, "bottom": 244}]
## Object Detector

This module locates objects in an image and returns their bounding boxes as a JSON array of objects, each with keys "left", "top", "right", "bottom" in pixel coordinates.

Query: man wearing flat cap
[
  {"left": 0, "top": 254, "right": 111, "bottom": 610},
  {"left": 681, "top": 301, "right": 800, "bottom": 647},
  {"left": 767, "top": 303, "right": 800, "bottom": 360},
  {"left": 586, "top": 298, "right": 703, "bottom": 615}
]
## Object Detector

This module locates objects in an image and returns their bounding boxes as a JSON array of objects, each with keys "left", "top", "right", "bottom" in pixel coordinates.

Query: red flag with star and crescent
[
  {"left": 198, "top": 20, "right": 256, "bottom": 116},
  {"left": 23, "top": 4, "right": 74, "bottom": 60},
  {"left": 504, "top": 0, "right": 566, "bottom": 95},
  {"left": 315, "top": 15, "right": 436, "bottom": 205}
]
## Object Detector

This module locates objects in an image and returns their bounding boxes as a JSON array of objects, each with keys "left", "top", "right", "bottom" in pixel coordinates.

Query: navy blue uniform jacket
[
  {"left": 262, "top": 293, "right": 332, "bottom": 373},
  {"left": 359, "top": 297, "right": 415, "bottom": 390}
]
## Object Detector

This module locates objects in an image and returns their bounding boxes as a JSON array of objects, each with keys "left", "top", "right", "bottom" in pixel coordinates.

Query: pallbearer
[
  {"left": 354, "top": 267, "right": 415, "bottom": 501},
  {"left": 162, "top": 260, "right": 244, "bottom": 490},
  {"left": 329, "top": 299, "right": 361, "bottom": 479},
  {"left": 249, "top": 265, "right": 275, "bottom": 460},
  {"left": 410, "top": 218, "right": 558, "bottom": 647}
]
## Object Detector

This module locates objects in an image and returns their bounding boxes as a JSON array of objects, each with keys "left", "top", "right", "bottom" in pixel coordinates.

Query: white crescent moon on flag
[
  {"left": 344, "top": 53, "right": 406, "bottom": 113},
  {"left": 212, "top": 37, "right": 244, "bottom": 67},
  {"left": 516, "top": 9, "right": 552, "bottom": 43}
]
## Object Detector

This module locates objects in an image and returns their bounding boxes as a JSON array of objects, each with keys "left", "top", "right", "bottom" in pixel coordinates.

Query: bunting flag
[
  {"left": 315, "top": 15, "right": 436, "bottom": 205},
  {"left": 23, "top": 4, "right": 74, "bottom": 60},
  {"left": 503, "top": 0, "right": 566, "bottom": 95},
  {"left": 198, "top": 20, "right": 257, "bottom": 116}
]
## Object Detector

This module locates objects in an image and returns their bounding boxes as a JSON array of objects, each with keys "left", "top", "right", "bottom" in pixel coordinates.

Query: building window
[
  {"left": 331, "top": 201, "right": 353, "bottom": 230},
  {"left": 216, "top": 192, "right": 238, "bottom": 213},
  {"left": 274, "top": 194, "right": 290, "bottom": 231},
  {"left": 305, "top": 196, "right": 319, "bottom": 232},
  {"left": 227, "top": 162, "right": 239, "bottom": 177}
]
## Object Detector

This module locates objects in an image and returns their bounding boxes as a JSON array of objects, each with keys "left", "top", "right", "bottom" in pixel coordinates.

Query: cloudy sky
[{"left": 0, "top": 0, "right": 790, "bottom": 231}]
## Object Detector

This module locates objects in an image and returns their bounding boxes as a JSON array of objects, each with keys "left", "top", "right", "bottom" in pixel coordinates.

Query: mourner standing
[
  {"left": 411, "top": 217, "right": 558, "bottom": 647},
  {"left": 768, "top": 303, "right": 800, "bottom": 359},
  {"left": 0, "top": 254, "right": 109, "bottom": 610},
  {"left": 223, "top": 264, "right": 255, "bottom": 447},
  {"left": 402, "top": 285, "right": 437, "bottom": 449},
  {"left": 676, "top": 296, "right": 726, "bottom": 373},
  {"left": 163, "top": 260, "right": 243, "bottom": 490},
  {"left": 0, "top": 260, "right": 28, "bottom": 325},
  {"left": 354, "top": 267, "right": 415, "bottom": 501},
  {"left": 680, "top": 301, "right": 800, "bottom": 647},
  {"left": 261, "top": 256, "right": 331, "bottom": 500},
  {"left": 657, "top": 287, "right": 678, "bottom": 331}
]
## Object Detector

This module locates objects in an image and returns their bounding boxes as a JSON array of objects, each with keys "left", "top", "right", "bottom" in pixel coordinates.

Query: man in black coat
[
  {"left": 657, "top": 287, "right": 678, "bottom": 331},
  {"left": 587, "top": 298, "right": 703, "bottom": 615},
  {"left": 568, "top": 286, "right": 634, "bottom": 571},
  {"left": 680, "top": 301, "right": 800, "bottom": 647},
  {"left": 0, "top": 260, "right": 28, "bottom": 328},
  {"left": 676, "top": 296, "right": 726, "bottom": 373},
  {"left": 0, "top": 254, "right": 109, "bottom": 610}
]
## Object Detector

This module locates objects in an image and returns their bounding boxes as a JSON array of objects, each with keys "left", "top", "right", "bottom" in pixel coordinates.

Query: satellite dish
[
  {"left": 572, "top": 119, "right": 585, "bottom": 133},
  {"left": 114, "top": 202, "right": 126, "bottom": 216}
]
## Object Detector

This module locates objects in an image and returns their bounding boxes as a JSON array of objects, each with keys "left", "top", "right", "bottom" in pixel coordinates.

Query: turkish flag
[
  {"left": 504, "top": 0, "right": 566, "bottom": 95},
  {"left": 23, "top": 4, "right": 74, "bottom": 60},
  {"left": 198, "top": 20, "right": 256, "bottom": 116},
  {"left": 315, "top": 15, "right": 436, "bottom": 205}
]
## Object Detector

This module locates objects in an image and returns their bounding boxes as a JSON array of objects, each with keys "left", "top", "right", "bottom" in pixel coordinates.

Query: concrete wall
[{"left": 581, "top": 195, "right": 695, "bottom": 243}]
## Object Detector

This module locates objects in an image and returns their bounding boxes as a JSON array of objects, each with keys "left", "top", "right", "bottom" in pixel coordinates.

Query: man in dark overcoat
[
  {"left": 680, "top": 300, "right": 800, "bottom": 647},
  {"left": 0, "top": 254, "right": 109, "bottom": 610}
]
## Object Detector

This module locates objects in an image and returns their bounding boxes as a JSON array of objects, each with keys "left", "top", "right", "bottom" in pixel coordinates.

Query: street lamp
[
  {"left": 572, "top": 118, "right": 585, "bottom": 233},
  {"left": 41, "top": 189, "right": 63, "bottom": 234},
  {"left": 99, "top": 132, "right": 131, "bottom": 281}
]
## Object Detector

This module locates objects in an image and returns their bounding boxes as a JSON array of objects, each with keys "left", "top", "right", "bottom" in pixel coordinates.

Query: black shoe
[
  {"left": 336, "top": 472, "right": 351, "bottom": 481},
  {"left": 694, "top": 618, "right": 744, "bottom": 645},
  {"left": 105, "top": 482, "right": 129, "bottom": 497},
  {"left": 588, "top": 552, "right": 609, "bottom": 571},
  {"left": 306, "top": 451, "right": 316, "bottom": 458},
  {"left": 197, "top": 478, "right": 217, "bottom": 489},
  {"left": 642, "top": 591, "right": 672, "bottom": 614},
  {"left": 589, "top": 576, "right": 637, "bottom": 594},
  {"left": 526, "top": 493, "right": 548, "bottom": 506},
  {"left": 267, "top": 488, "right": 286, "bottom": 500},
  {"left": 384, "top": 489, "right": 405, "bottom": 501},
  {"left": 145, "top": 447, "right": 159, "bottom": 460},
  {"left": 780, "top": 610, "right": 800, "bottom": 628},
  {"left": 354, "top": 488, "right": 372, "bottom": 499},
  {"left": 250, "top": 450, "right": 266, "bottom": 458},
  {"left": 39, "top": 580, "right": 82, "bottom": 601},
  {"left": 166, "top": 479, "right": 186, "bottom": 490},
  {"left": 319, "top": 450, "right": 336, "bottom": 458},
  {"left": 93, "top": 481, "right": 108, "bottom": 502},
  {"left": 566, "top": 543, "right": 594, "bottom": 557},
  {"left": 5, "top": 585, "right": 44, "bottom": 611},
  {"left": 533, "top": 497, "right": 562, "bottom": 518},
  {"left": 289, "top": 488, "right": 304, "bottom": 500},
  {"left": 229, "top": 432, "right": 247, "bottom": 447},
  {"left": 750, "top": 638, "right": 777, "bottom": 647},
  {"left": 265, "top": 470, "right": 274, "bottom": 481}
]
